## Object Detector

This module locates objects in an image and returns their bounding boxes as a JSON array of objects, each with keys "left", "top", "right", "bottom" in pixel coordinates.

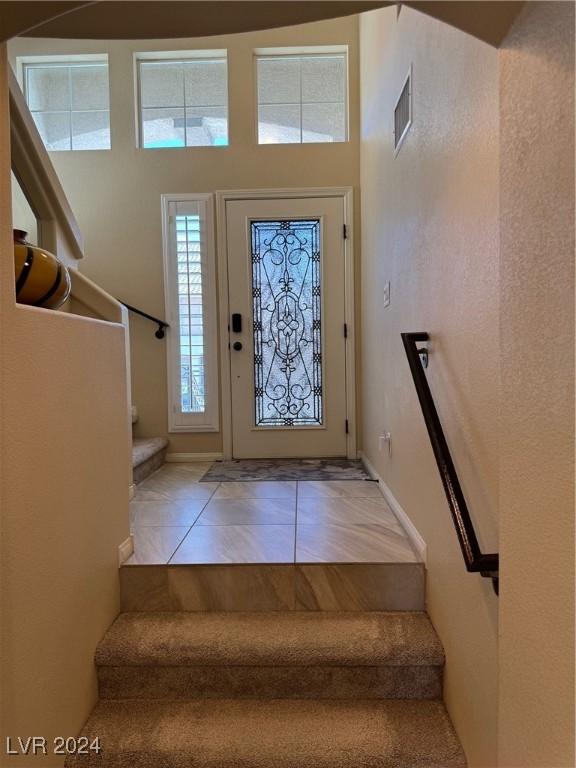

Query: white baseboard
[
  {"left": 359, "top": 451, "right": 379, "bottom": 481},
  {"left": 166, "top": 452, "right": 224, "bottom": 463},
  {"left": 118, "top": 535, "right": 134, "bottom": 567},
  {"left": 360, "top": 452, "right": 427, "bottom": 563}
]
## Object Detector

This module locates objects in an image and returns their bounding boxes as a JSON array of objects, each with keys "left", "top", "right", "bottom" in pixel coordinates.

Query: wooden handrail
[
  {"left": 401, "top": 332, "right": 499, "bottom": 595},
  {"left": 69, "top": 270, "right": 125, "bottom": 324},
  {"left": 9, "top": 69, "right": 83, "bottom": 263}
]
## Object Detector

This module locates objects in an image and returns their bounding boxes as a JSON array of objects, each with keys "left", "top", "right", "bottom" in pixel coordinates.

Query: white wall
[
  {"left": 9, "top": 16, "right": 361, "bottom": 457},
  {"left": 0, "top": 43, "right": 131, "bottom": 767},
  {"left": 359, "top": 6, "right": 500, "bottom": 765},
  {"left": 360, "top": 3, "right": 575, "bottom": 766},
  {"left": 498, "top": 2, "right": 575, "bottom": 765},
  {"left": 11, "top": 170, "right": 38, "bottom": 243}
]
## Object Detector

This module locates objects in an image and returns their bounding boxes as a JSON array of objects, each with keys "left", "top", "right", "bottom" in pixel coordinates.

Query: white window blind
[
  {"left": 21, "top": 57, "right": 111, "bottom": 151},
  {"left": 256, "top": 52, "right": 348, "bottom": 145},
  {"left": 138, "top": 55, "right": 228, "bottom": 148},
  {"left": 162, "top": 194, "right": 218, "bottom": 431}
]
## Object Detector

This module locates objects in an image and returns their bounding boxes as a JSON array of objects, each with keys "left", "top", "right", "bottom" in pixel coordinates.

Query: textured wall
[
  {"left": 0, "top": 44, "right": 131, "bottom": 767},
  {"left": 11, "top": 171, "right": 38, "bottom": 242},
  {"left": 498, "top": 3, "right": 575, "bottom": 765},
  {"left": 359, "top": 7, "right": 500, "bottom": 765},
  {"left": 9, "top": 16, "right": 361, "bottom": 456}
]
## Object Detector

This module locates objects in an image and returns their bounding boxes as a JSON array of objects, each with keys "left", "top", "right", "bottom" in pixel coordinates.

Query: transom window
[
  {"left": 256, "top": 50, "right": 348, "bottom": 144},
  {"left": 137, "top": 54, "right": 228, "bottom": 148},
  {"left": 20, "top": 57, "right": 111, "bottom": 151},
  {"left": 162, "top": 194, "right": 218, "bottom": 432}
]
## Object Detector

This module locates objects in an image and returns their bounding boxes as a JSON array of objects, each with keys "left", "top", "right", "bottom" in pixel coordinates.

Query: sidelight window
[{"left": 162, "top": 194, "right": 218, "bottom": 431}]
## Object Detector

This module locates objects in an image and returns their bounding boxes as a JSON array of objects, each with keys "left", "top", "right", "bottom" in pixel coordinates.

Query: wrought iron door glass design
[{"left": 251, "top": 219, "right": 323, "bottom": 426}]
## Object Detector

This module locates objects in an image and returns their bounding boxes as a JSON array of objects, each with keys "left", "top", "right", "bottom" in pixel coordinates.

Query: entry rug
[{"left": 200, "top": 458, "right": 373, "bottom": 482}]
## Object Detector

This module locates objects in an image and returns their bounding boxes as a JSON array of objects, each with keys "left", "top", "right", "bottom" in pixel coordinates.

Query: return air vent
[{"left": 394, "top": 66, "right": 412, "bottom": 155}]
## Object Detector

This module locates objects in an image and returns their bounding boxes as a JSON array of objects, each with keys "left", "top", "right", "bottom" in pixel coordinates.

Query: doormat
[{"left": 200, "top": 458, "right": 373, "bottom": 482}]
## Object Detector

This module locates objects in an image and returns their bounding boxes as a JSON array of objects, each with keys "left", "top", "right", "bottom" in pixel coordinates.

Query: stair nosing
[{"left": 95, "top": 611, "right": 445, "bottom": 668}]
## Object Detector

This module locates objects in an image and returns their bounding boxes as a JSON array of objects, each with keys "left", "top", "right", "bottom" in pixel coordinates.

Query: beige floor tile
[
  {"left": 170, "top": 524, "right": 296, "bottom": 564},
  {"left": 138, "top": 473, "right": 219, "bottom": 500},
  {"left": 120, "top": 565, "right": 296, "bottom": 612},
  {"left": 297, "top": 480, "right": 382, "bottom": 498},
  {"left": 196, "top": 498, "right": 296, "bottom": 526},
  {"left": 132, "top": 487, "right": 169, "bottom": 501},
  {"left": 296, "top": 524, "right": 417, "bottom": 564},
  {"left": 295, "top": 564, "right": 426, "bottom": 612},
  {"left": 131, "top": 499, "right": 208, "bottom": 527},
  {"left": 160, "top": 463, "right": 212, "bottom": 479},
  {"left": 297, "top": 496, "right": 403, "bottom": 531},
  {"left": 125, "top": 527, "right": 190, "bottom": 565},
  {"left": 213, "top": 481, "right": 296, "bottom": 500}
]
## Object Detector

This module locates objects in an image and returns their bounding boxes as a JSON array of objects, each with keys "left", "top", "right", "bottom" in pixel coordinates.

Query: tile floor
[{"left": 126, "top": 463, "right": 418, "bottom": 566}]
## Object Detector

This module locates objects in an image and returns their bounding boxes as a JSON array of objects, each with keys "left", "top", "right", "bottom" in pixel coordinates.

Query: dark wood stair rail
[
  {"left": 119, "top": 300, "right": 169, "bottom": 339},
  {"left": 401, "top": 332, "right": 499, "bottom": 595}
]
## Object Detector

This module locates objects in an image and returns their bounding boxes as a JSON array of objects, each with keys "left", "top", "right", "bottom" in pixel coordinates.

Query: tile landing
[
  {"left": 128, "top": 467, "right": 417, "bottom": 567},
  {"left": 123, "top": 464, "right": 424, "bottom": 611}
]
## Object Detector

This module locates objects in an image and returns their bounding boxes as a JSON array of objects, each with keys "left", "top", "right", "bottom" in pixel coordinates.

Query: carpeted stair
[
  {"left": 132, "top": 437, "right": 168, "bottom": 484},
  {"left": 65, "top": 611, "right": 466, "bottom": 767}
]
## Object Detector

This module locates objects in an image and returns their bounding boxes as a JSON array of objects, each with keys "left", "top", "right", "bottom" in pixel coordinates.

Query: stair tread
[
  {"left": 132, "top": 437, "right": 169, "bottom": 469},
  {"left": 96, "top": 611, "right": 444, "bottom": 667},
  {"left": 65, "top": 699, "right": 465, "bottom": 767}
]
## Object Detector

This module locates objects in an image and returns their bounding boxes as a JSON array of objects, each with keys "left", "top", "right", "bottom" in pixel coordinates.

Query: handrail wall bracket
[
  {"left": 401, "top": 331, "right": 499, "bottom": 596},
  {"left": 119, "top": 300, "right": 169, "bottom": 339},
  {"left": 417, "top": 346, "right": 429, "bottom": 368}
]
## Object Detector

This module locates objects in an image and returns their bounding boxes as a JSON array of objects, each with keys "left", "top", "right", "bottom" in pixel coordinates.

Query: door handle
[
  {"left": 231, "top": 313, "right": 242, "bottom": 333},
  {"left": 232, "top": 341, "right": 243, "bottom": 351}
]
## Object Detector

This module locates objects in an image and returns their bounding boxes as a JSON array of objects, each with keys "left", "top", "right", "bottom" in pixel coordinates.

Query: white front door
[{"left": 225, "top": 194, "right": 349, "bottom": 458}]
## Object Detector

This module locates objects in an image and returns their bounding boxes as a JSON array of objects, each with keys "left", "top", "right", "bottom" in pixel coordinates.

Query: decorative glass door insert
[{"left": 251, "top": 219, "right": 323, "bottom": 427}]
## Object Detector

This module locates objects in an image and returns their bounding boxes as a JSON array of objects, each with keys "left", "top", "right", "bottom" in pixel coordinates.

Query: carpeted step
[
  {"left": 64, "top": 698, "right": 466, "bottom": 768},
  {"left": 132, "top": 437, "right": 168, "bottom": 484},
  {"left": 96, "top": 612, "right": 444, "bottom": 700}
]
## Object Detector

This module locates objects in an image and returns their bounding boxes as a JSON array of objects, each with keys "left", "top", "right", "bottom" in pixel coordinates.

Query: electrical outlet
[
  {"left": 379, "top": 433, "right": 392, "bottom": 456},
  {"left": 383, "top": 281, "right": 391, "bottom": 308}
]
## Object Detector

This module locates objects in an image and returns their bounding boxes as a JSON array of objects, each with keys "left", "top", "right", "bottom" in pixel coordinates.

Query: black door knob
[{"left": 232, "top": 341, "right": 243, "bottom": 351}]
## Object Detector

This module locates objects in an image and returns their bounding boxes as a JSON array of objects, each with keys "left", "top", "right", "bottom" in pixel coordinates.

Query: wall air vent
[{"left": 394, "top": 66, "right": 412, "bottom": 155}]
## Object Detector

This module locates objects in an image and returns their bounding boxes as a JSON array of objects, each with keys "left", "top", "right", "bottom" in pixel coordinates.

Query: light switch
[{"left": 383, "top": 281, "right": 391, "bottom": 308}]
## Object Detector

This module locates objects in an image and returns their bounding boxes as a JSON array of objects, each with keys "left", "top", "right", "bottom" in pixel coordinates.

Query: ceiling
[{"left": 0, "top": 1, "right": 524, "bottom": 46}]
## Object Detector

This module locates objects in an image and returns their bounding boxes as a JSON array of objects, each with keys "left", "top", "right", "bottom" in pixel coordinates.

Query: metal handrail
[
  {"left": 401, "top": 332, "right": 499, "bottom": 595},
  {"left": 119, "top": 300, "right": 169, "bottom": 339}
]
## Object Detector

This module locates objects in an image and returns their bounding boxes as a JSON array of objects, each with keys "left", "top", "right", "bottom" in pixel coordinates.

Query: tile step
[{"left": 120, "top": 562, "right": 425, "bottom": 612}]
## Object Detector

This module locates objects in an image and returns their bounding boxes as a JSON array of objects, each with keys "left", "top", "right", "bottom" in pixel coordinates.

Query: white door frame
[{"left": 216, "top": 187, "right": 357, "bottom": 460}]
